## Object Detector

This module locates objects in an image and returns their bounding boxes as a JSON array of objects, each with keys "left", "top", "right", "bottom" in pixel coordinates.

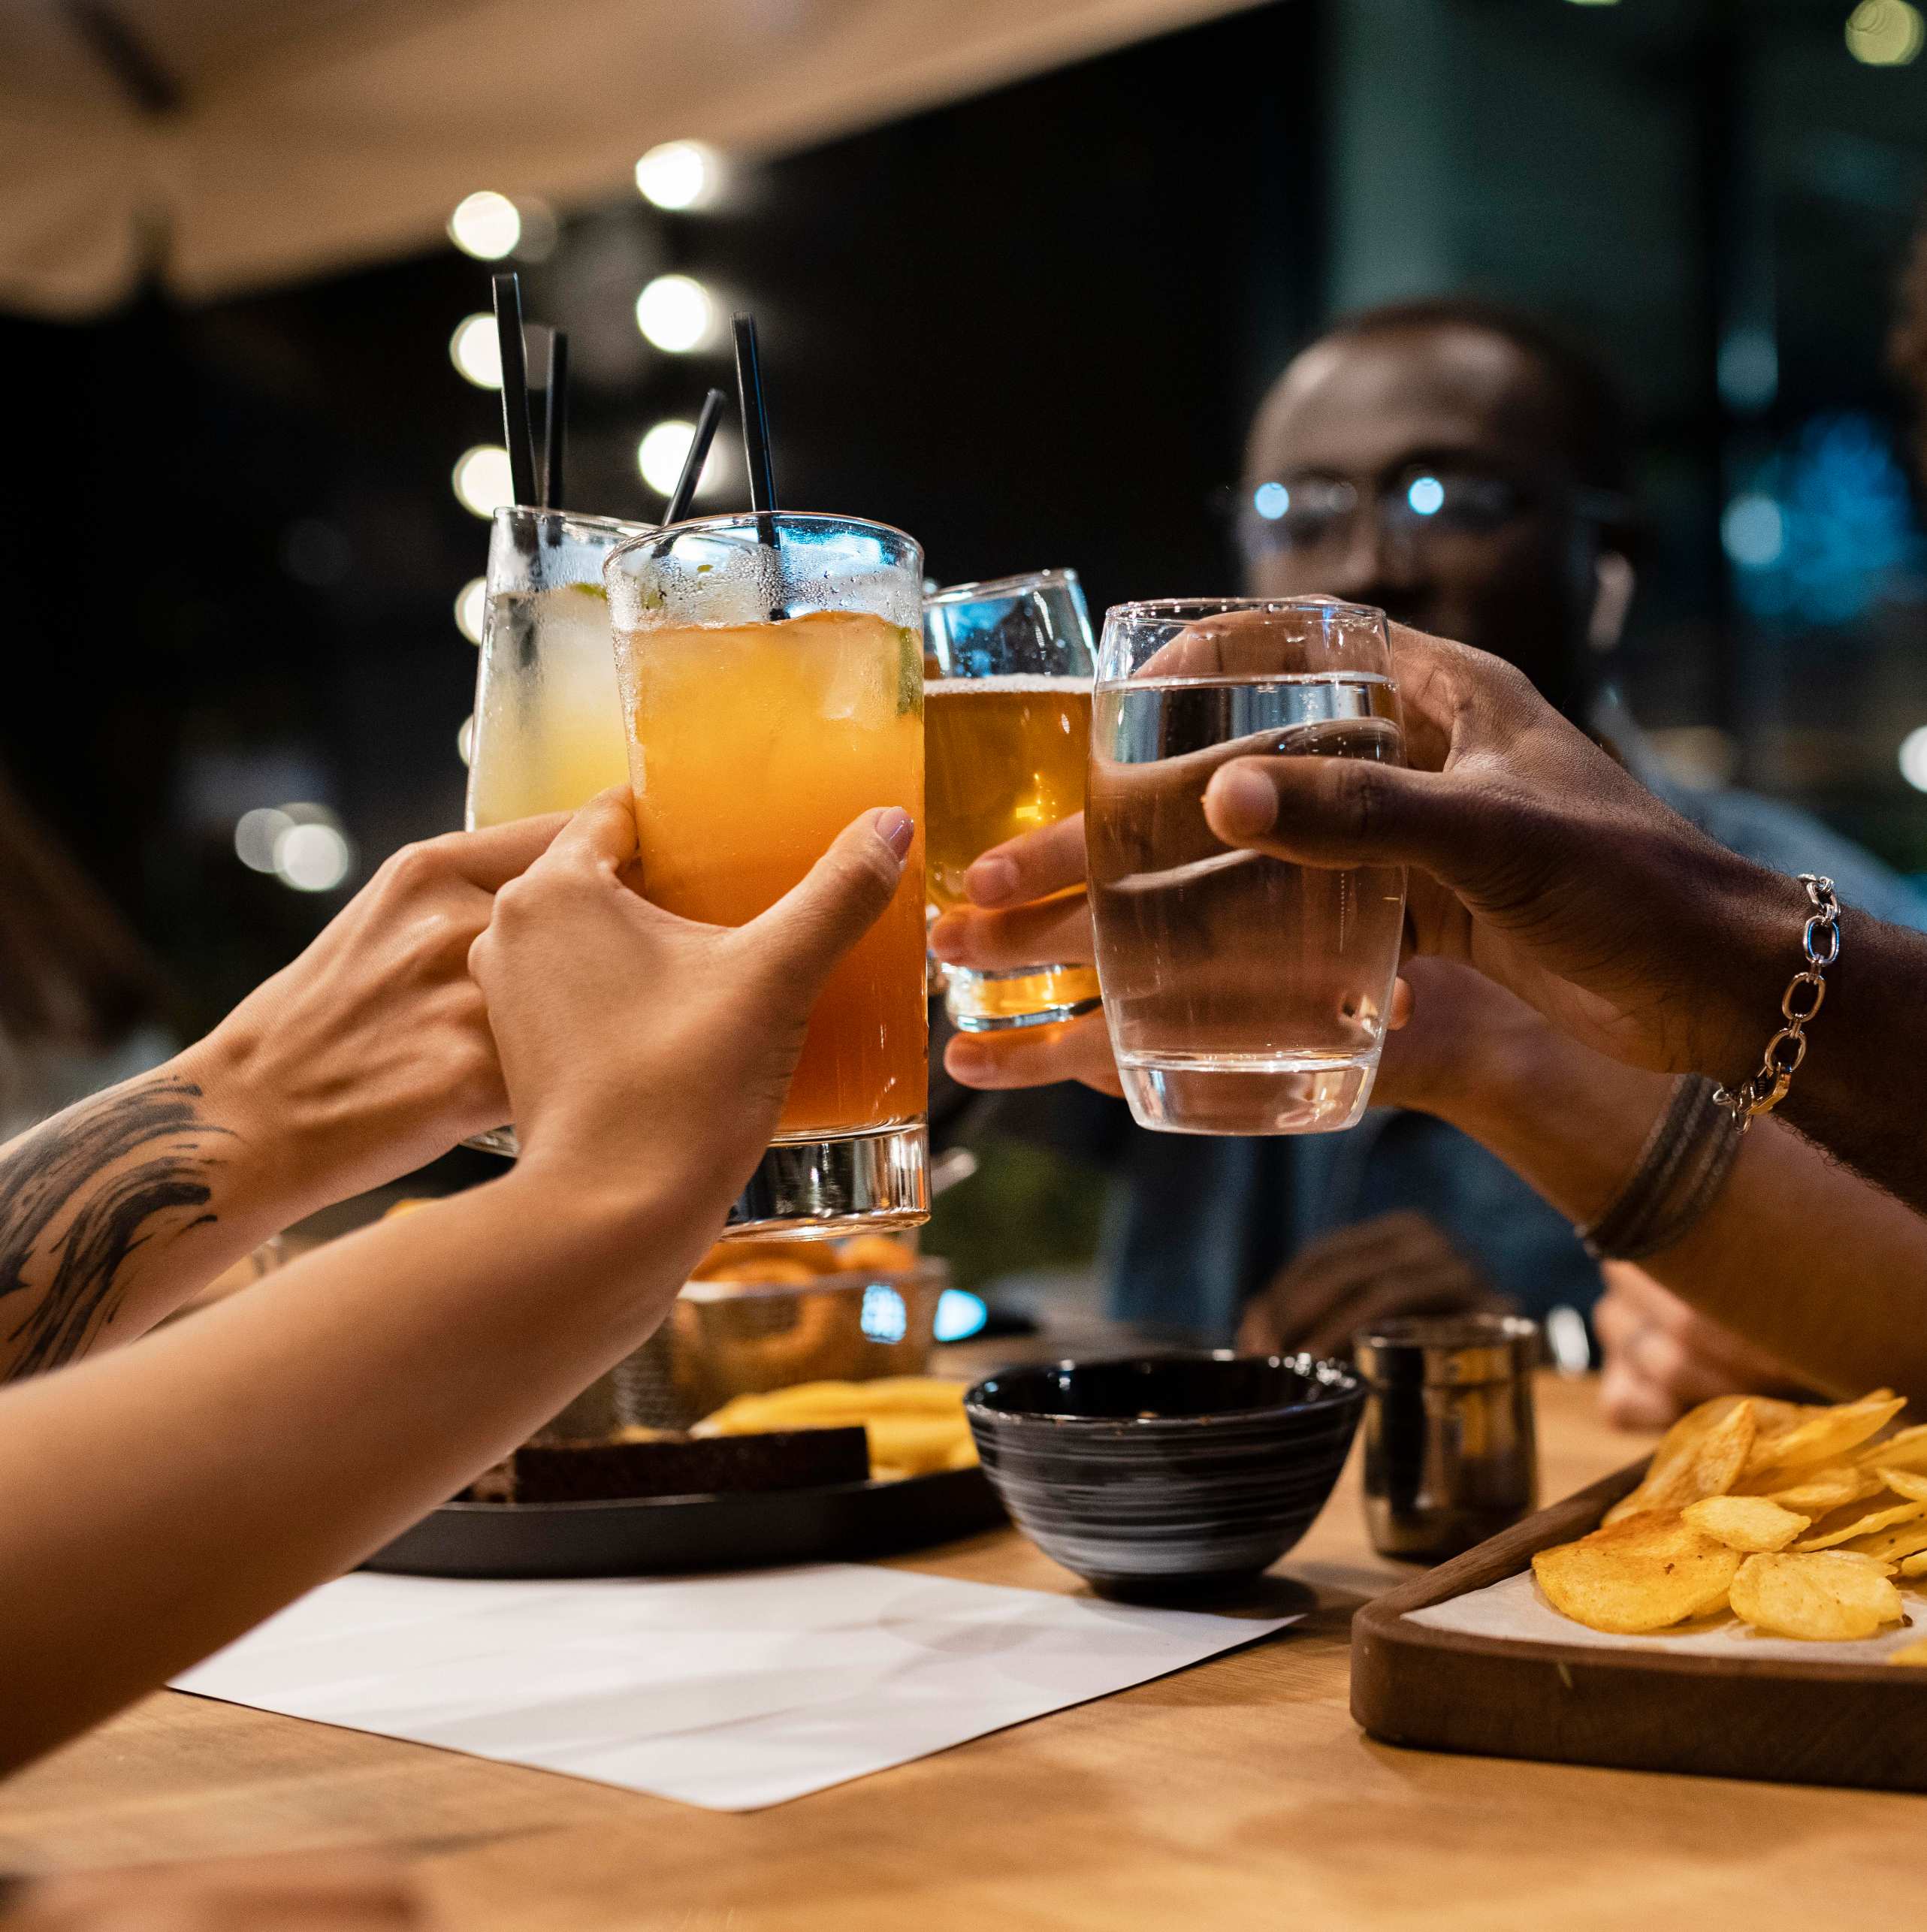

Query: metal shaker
[{"left": 1353, "top": 1314, "right": 1540, "bottom": 1562}]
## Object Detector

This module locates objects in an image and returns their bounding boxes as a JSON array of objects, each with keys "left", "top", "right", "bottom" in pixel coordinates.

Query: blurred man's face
[{"left": 1240, "top": 325, "right": 1597, "bottom": 717}]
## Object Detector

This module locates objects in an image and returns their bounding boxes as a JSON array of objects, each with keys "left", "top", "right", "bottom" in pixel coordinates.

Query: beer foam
[{"left": 923, "top": 673, "right": 1092, "bottom": 696}]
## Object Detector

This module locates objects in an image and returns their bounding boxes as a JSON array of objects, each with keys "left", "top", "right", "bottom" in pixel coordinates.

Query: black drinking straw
[
  {"left": 732, "top": 313, "right": 778, "bottom": 552},
  {"left": 541, "top": 328, "right": 569, "bottom": 512},
  {"left": 491, "top": 273, "right": 539, "bottom": 510},
  {"left": 663, "top": 387, "right": 726, "bottom": 525}
]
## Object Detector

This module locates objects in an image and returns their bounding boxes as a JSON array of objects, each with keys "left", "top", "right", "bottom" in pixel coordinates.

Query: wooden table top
[{"left": 2, "top": 1368, "right": 1920, "bottom": 1930}]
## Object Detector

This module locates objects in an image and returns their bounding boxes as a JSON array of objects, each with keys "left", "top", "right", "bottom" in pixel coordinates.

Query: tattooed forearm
[{"left": 0, "top": 1078, "right": 232, "bottom": 1380}]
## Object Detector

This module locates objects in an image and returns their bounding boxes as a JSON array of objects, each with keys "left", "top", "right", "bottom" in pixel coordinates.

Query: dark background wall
[{"left": 5, "top": 0, "right": 1926, "bottom": 1030}]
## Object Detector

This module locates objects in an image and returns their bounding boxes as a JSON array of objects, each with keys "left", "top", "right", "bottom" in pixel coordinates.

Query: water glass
[{"left": 1086, "top": 596, "right": 1406, "bottom": 1136}]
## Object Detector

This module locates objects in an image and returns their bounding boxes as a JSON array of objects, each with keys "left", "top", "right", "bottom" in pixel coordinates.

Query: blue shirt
[{"left": 1099, "top": 720, "right": 1927, "bottom": 1341}]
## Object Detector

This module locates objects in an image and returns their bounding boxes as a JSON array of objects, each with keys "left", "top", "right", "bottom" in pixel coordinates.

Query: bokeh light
[
  {"left": 1900, "top": 726, "right": 1927, "bottom": 792},
  {"left": 447, "top": 192, "right": 521, "bottom": 260},
  {"left": 1847, "top": 0, "right": 1925, "bottom": 64},
  {"left": 239, "top": 804, "right": 355, "bottom": 893},
  {"left": 637, "top": 420, "right": 696, "bottom": 496},
  {"left": 449, "top": 313, "right": 503, "bottom": 388},
  {"left": 1722, "top": 492, "right": 1785, "bottom": 569},
  {"left": 934, "top": 1289, "right": 989, "bottom": 1343},
  {"left": 234, "top": 808, "right": 293, "bottom": 874},
  {"left": 1253, "top": 481, "right": 1289, "bottom": 521},
  {"left": 455, "top": 578, "right": 488, "bottom": 644},
  {"left": 457, "top": 715, "right": 476, "bottom": 768},
  {"left": 276, "top": 823, "right": 353, "bottom": 892},
  {"left": 635, "top": 274, "right": 717, "bottom": 353},
  {"left": 453, "top": 445, "right": 515, "bottom": 518},
  {"left": 635, "top": 140, "right": 722, "bottom": 210}
]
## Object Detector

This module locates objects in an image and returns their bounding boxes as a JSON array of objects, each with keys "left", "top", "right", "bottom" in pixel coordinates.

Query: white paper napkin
[
  {"left": 1406, "top": 1566, "right": 1927, "bottom": 1665},
  {"left": 173, "top": 1565, "right": 1297, "bottom": 1810}
]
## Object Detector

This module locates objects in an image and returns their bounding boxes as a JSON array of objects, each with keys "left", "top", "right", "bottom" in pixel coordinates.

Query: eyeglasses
[{"left": 1224, "top": 466, "right": 1629, "bottom": 560}]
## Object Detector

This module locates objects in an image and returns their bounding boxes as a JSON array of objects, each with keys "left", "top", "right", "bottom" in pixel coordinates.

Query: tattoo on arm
[{"left": 0, "top": 1079, "right": 231, "bottom": 1380}]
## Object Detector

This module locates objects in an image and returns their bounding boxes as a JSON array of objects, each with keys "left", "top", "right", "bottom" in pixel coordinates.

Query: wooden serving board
[{"left": 1351, "top": 1460, "right": 1927, "bottom": 1794}]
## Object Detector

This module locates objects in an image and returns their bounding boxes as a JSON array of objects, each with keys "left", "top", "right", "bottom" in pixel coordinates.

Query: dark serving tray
[{"left": 364, "top": 1464, "right": 1006, "bottom": 1580}]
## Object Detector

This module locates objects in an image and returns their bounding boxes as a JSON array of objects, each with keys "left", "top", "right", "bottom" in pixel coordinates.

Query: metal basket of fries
[{"left": 538, "top": 1238, "right": 948, "bottom": 1439}]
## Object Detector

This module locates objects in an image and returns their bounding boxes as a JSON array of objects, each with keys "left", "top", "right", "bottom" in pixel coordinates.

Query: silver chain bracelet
[{"left": 1711, "top": 873, "right": 1841, "bottom": 1131}]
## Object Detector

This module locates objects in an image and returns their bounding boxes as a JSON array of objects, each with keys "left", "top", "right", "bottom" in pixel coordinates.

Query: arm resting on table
[{"left": 0, "top": 1164, "right": 702, "bottom": 1775}]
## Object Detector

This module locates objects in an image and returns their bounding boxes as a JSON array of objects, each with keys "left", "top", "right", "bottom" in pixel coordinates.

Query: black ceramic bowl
[{"left": 965, "top": 1353, "right": 1364, "bottom": 1601}]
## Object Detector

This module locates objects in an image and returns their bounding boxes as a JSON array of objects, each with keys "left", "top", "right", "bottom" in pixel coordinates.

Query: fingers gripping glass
[
  {"left": 464, "top": 505, "right": 657, "bottom": 1158},
  {"left": 1086, "top": 596, "right": 1408, "bottom": 1137},
  {"left": 923, "top": 569, "right": 1101, "bottom": 1032}
]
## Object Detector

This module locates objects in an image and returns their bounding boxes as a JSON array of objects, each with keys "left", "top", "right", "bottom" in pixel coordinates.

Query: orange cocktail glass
[{"left": 606, "top": 513, "right": 928, "bottom": 1235}]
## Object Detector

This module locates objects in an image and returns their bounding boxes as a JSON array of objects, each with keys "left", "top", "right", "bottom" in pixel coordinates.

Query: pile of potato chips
[{"left": 1532, "top": 1390, "right": 1927, "bottom": 1660}]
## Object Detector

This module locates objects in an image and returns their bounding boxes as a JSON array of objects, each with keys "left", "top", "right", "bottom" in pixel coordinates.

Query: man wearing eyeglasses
[
  {"left": 1232, "top": 300, "right": 1633, "bottom": 724},
  {"left": 965, "top": 299, "right": 1927, "bottom": 1383}
]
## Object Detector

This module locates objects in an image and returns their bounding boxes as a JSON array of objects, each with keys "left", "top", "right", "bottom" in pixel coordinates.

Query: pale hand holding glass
[
  {"left": 1086, "top": 596, "right": 1407, "bottom": 1136},
  {"left": 923, "top": 568, "right": 1103, "bottom": 1032}
]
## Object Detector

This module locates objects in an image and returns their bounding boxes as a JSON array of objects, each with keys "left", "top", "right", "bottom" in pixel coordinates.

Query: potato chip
[
  {"left": 1605, "top": 1398, "right": 1756, "bottom": 1525},
  {"left": 1847, "top": 1520, "right": 1927, "bottom": 1563},
  {"left": 1874, "top": 1466, "right": 1927, "bottom": 1503},
  {"left": 1900, "top": 1551, "right": 1927, "bottom": 1577},
  {"left": 1812, "top": 1549, "right": 1898, "bottom": 1574},
  {"left": 1793, "top": 1498, "right": 1927, "bottom": 1551},
  {"left": 1745, "top": 1396, "right": 1815, "bottom": 1440},
  {"left": 1889, "top": 1636, "right": 1927, "bottom": 1667},
  {"left": 1756, "top": 1468, "right": 1884, "bottom": 1514},
  {"left": 1681, "top": 1495, "right": 1809, "bottom": 1553},
  {"left": 1857, "top": 1421, "right": 1927, "bottom": 1472},
  {"left": 1604, "top": 1396, "right": 1749, "bottom": 1526},
  {"left": 1690, "top": 1399, "right": 1757, "bottom": 1498},
  {"left": 1742, "top": 1393, "right": 1904, "bottom": 1481},
  {"left": 1728, "top": 1551, "right": 1904, "bottom": 1640},
  {"left": 1533, "top": 1513, "right": 1743, "bottom": 1634}
]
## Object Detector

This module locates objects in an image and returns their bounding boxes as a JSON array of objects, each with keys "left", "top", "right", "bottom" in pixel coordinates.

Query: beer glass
[
  {"left": 1086, "top": 596, "right": 1406, "bottom": 1137},
  {"left": 606, "top": 514, "right": 929, "bottom": 1235},
  {"left": 466, "top": 506, "right": 654, "bottom": 1156},
  {"left": 923, "top": 569, "right": 1101, "bottom": 1031}
]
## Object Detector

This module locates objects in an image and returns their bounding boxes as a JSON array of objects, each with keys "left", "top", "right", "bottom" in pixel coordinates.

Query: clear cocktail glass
[
  {"left": 1086, "top": 596, "right": 1407, "bottom": 1136},
  {"left": 605, "top": 513, "right": 929, "bottom": 1236},
  {"left": 923, "top": 569, "right": 1103, "bottom": 1033},
  {"left": 466, "top": 505, "right": 655, "bottom": 1156}
]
